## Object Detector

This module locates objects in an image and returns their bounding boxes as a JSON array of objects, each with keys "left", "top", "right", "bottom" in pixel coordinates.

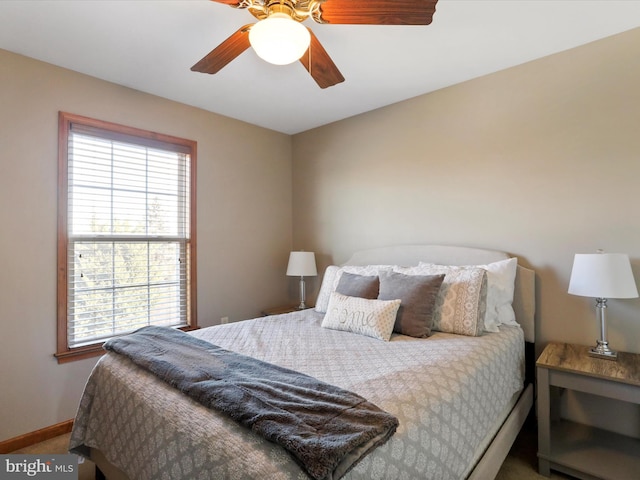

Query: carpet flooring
[{"left": 12, "top": 416, "right": 571, "bottom": 480}]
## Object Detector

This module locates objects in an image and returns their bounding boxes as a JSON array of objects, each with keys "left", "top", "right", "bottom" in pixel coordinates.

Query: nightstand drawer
[{"left": 546, "top": 368, "right": 640, "bottom": 403}]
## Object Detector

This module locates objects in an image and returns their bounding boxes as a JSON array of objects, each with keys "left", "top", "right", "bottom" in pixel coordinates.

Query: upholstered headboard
[{"left": 343, "top": 245, "right": 536, "bottom": 343}]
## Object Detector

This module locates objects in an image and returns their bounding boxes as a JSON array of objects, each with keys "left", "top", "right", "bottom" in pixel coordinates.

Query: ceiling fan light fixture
[{"left": 249, "top": 13, "right": 310, "bottom": 66}]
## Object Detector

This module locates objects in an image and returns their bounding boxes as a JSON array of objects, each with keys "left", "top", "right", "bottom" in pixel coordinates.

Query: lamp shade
[
  {"left": 568, "top": 253, "right": 638, "bottom": 299},
  {"left": 249, "top": 14, "right": 310, "bottom": 66},
  {"left": 286, "top": 251, "right": 317, "bottom": 277}
]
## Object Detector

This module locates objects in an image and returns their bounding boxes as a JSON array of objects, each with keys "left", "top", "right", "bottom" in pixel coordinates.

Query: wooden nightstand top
[
  {"left": 261, "top": 305, "right": 312, "bottom": 316},
  {"left": 537, "top": 342, "right": 640, "bottom": 387}
]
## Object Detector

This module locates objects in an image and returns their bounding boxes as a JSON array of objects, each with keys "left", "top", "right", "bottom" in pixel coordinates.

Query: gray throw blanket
[{"left": 103, "top": 326, "right": 399, "bottom": 480}]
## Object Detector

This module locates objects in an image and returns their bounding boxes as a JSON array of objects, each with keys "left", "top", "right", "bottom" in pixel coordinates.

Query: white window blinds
[{"left": 65, "top": 123, "right": 192, "bottom": 348}]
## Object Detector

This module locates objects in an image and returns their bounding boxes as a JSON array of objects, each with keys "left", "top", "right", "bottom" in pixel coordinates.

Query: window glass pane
[
  {"left": 114, "top": 242, "right": 149, "bottom": 286},
  {"left": 149, "top": 242, "right": 182, "bottom": 284},
  {"left": 150, "top": 284, "right": 183, "bottom": 327},
  {"left": 112, "top": 142, "right": 147, "bottom": 193},
  {"left": 149, "top": 150, "right": 182, "bottom": 196},
  {"left": 69, "top": 134, "right": 112, "bottom": 189},
  {"left": 114, "top": 285, "right": 150, "bottom": 333},
  {"left": 112, "top": 190, "right": 147, "bottom": 235},
  {"left": 68, "top": 133, "right": 188, "bottom": 238},
  {"left": 68, "top": 241, "right": 187, "bottom": 347},
  {"left": 72, "top": 242, "right": 114, "bottom": 287},
  {"left": 69, "top": 242, "right": 115, "bottom": 345},
  {"left": 148, "top": 193, "right": 180, "bottom": 236},
  {"left": 70, "top": 186, "right": 112, "bottom": 235}
]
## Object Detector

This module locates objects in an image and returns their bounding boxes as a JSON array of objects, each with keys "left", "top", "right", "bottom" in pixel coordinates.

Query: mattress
[{"left": 70, "top": 309, "right": 525, "bottom": 480}]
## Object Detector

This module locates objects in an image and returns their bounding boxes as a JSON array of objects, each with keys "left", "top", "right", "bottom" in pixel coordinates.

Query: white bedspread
[{"left": 70, "top": 310, "right": 524, "bottom": 480}]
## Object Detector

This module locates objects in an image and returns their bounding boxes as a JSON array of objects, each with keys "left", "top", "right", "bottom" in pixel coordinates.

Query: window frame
[{"left": 55, "top": 112, "right": 198, "bottom": 363}]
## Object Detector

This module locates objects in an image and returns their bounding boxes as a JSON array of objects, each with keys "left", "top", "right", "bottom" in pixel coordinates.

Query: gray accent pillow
[
  {"left": 335, "top": 272, "right": 379, "bottom": 299},
  {"left": 378, "top": 271, "right": 445, "bottom": 338},
  {"left": 396, "top": 265, "right": 488, "bottom": 337}
]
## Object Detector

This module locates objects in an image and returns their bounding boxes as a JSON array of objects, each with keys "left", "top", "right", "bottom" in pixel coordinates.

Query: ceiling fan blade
[
  {"left": 299, "top": 29, "right": 345, "bottom": 89},
  {"left": 317, "top": 0, "right": 438, "bottom": 25},
  {"left": 191, "top": 24, "right": 252, "bottom": 74}
]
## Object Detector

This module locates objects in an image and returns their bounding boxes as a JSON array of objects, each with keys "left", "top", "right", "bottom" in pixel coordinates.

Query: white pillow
[
  {"left": 395, "top": 265, "right": 487, "bottom": 337},
  {"left": 315, "top": 265, "right": 341, "bottom": 313},
  {"left": 420, "top": 257, "right": 518, "bottom": 331},
  {"left": 321, "top": 292, "right": 401, "bottom": 341}
]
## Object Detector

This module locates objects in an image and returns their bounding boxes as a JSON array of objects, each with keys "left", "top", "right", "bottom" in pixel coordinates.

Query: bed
[{"left": 70, "top": 244, "right": 536, "bottom": 480}]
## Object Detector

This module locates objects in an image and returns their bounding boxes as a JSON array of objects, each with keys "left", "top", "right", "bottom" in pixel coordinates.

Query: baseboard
[{"left": 0, "top": 419, "right": 73, "bottom": 454}]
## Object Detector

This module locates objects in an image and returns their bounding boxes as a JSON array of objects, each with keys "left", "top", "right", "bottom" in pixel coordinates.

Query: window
[{"left": 56, "top": 112, "right": 197, "bottom": 363}]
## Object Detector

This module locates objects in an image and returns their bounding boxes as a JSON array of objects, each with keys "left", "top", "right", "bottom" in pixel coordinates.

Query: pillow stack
[
  {"left": 316, "top": 257, "right": 518, "bottom": 341},
  {"left": 395, "top": 264, "right": 487, "bottom": 337},
  {"left": 319, "top": 264, "right": 445, "bottom": 341}
]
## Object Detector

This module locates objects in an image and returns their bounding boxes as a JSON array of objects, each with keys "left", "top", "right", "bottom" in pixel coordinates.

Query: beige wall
[
  {"left": 0, "top": 49, "right": 293, "bottom": 441},
  {"left": 292, "top": 29, "right": 640, "bottom": 434}
]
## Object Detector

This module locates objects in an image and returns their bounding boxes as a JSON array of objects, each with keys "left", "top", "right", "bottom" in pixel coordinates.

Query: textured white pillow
[
  {"left": 419, "top": 257, "right": 518, "bottom": 331},
  {"left": 321, "top": 292, "right": 401, "bottom": 341},
  {"left": 396, "top": 265, "right": 487, "bottom": 337},
  {"left": 315, "top": 265, "right": 341, "bottom": 313}
]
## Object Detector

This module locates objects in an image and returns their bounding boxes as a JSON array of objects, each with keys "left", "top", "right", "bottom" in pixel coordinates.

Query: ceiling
[{"left": 1, "top": 1, "right": 639, "bottom": 135}]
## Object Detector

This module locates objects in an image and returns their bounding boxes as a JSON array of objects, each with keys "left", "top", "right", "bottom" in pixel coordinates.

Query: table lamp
[
  {"left": 286, "top": 251, "right": 317, "bottom": 309},
  {"left": 568, "top": 252, "right": 638, "bottom": 360}
]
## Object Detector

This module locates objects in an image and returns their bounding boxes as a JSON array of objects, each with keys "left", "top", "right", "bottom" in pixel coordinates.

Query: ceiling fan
[{"left": 191, "top": 0, "right": 439, "bottom": 89}]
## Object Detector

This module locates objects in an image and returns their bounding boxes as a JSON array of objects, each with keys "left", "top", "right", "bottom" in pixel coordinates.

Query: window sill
[
  {"left": 54, "top": 325, "right": 200, "bottom": 364},
  {"left": 54, "top": 345, "right": 105, "bottom": 364}
]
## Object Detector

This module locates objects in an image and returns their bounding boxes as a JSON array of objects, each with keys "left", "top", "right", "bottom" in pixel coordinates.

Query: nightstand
[
  {"left": 536, "top": 342, "right": 640, "bottom": 479},
  {"left": 261, "top": 305, "right": 312, "bottom": 316}
]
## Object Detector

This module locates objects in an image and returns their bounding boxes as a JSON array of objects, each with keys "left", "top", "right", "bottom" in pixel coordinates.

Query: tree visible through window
[{"left": 56, "top": 112, "right": 197, "bottom": 363}]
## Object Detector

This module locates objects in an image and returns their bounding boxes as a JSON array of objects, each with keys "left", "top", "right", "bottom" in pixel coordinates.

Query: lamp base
[
  {"left": 589, "top": 340, "right": 618, "bottom": 361},
  {"left": 297, "top": 276, "right": 307, "bottom": 310}
]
